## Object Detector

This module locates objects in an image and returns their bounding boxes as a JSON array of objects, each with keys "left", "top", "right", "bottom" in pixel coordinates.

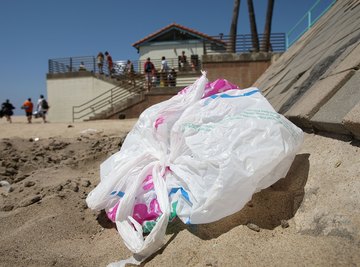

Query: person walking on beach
[
  {"left": 22, "top": 98, "right": 34, "bottom": 123},
  {"left": 1, "top": 99, "right": 15, "bottom": 123},
  {"left": 37, "top": 95, "right": 49, "bottom": 123}
]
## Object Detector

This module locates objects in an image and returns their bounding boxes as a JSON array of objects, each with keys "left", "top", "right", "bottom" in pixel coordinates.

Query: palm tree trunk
[
  {"left": 261, "top": 0, "right": 275, "bottom": 52},
  {"left": 247, "top": 0, "right": 259, "bottom": 52},
  {"left": 229, "top": 0, "right": 241, "bottom": 53}
]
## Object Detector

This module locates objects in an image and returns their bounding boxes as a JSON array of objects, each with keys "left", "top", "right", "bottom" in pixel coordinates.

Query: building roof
[{"left": 132, "top": 23, "right": 225, "bottom": 49}]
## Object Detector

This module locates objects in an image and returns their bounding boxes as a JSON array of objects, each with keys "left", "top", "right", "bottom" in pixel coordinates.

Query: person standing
[
  {"left": 179, "top": 51, "right": 187, "bottom": 71},
  {"left": 144, "top": 57, "right": 154, "bottom": 91},
  {"left": 79, "top": 62, "right": 86, "bottom": 71},
  {"left": 126, "top": 60, "right": 135, "bottom": 86},
  {"left": 160, "top": 56, "right": 169, "bottom": 86},
  {"left": 97, "top": 52, "right": 104, "bottom": 74},
  {"left": 22, "top": 98, "right": 34, "bottom": 123},
  {"left": 104, "top": 51, "right": 113, "bottom": 76},
  {"left": 1, "top": 99, "right": 15, "bottom": 123},
  {"left": 37, "top": 95, "right": 49, "bottom": 123}
]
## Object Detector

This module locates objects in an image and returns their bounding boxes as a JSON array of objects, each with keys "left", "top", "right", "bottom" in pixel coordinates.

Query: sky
[{"left": 0, "top": 0, "right": 335, "bottom": 115}]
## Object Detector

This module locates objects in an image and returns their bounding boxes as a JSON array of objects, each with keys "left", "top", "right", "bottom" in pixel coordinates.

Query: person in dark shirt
[
  {"left": 143, "top": 57, "right": 155, "bottom": 91},
  {"left": 1, "top": 99, "right": 15, "bottom": 123},
  {"left": 104, "top": 51, "right": 113, "bottom": 76}
]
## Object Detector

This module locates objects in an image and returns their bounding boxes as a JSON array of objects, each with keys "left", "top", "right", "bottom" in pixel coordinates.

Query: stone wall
[{"left": 202, "top": 52, "right": 281, "bottom": 88}]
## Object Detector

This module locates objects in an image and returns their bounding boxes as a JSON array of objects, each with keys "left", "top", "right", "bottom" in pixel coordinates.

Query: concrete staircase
[
  {"left": 72, "top": 73, "right": 147, "bottom": 121},
  {"left": 75, "top": 71, "right": 201, "bottom": 121},
  {"left": 87, "top": 91, "right": 144, "bottom": 120}
]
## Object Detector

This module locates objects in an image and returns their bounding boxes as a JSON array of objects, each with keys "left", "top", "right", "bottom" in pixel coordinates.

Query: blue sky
[{"left": 0, "top": 0, "right": 334, "bottom": 115}]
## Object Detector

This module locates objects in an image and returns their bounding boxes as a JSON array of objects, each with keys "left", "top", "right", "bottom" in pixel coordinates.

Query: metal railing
[
  {"left": 204, "top": 33, "right": 286, "bottom": 54},
  {"left": 71, "top": 71, "right": 201, "bottom": 121},
  {"left": 286, "top": 0, "right": 336, "bottom": 49},
  {"left": 49, "top": 56, "right": 202, "bottom": 76},
  {"left": 48, "top": 56, "right": 97, "bottom": 74},
  {"left": 72, "top": 73, "right": 145, "bottom": 122}
]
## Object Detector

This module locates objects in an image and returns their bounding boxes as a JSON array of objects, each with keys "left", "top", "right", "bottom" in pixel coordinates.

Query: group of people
[
  {"left": 143, "top": 57, "right": 176, "bottom": 91},
  {"left": 96, "top": 51, "right": 201, "bottom": 91},
  {"left": 178, "top": 50, "right": 197, "bottom": 71},
  {"left": 0, "top": 95, "right": 49, "bottom": 124},
  {"left": 96, "top": 51, "right": 113, "bottom": 75}
]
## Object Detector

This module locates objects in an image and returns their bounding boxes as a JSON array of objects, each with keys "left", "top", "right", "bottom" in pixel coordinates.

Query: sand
[{"left": 0, "top": 116, "right": 359, "bottom": 267}]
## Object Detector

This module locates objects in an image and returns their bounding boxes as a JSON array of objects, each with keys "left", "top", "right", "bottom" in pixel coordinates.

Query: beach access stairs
[{"left": 72, "top": 71, "right": 200, "bottom": 122}]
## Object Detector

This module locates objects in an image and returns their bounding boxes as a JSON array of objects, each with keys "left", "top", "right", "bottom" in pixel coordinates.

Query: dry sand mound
[{"left": 0, "top": 117, "right": 359, "bottom": 266}]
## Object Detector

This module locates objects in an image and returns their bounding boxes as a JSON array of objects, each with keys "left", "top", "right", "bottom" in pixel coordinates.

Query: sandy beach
[{"left": 0, "top": 116, "right": 359, "bottom": 267}]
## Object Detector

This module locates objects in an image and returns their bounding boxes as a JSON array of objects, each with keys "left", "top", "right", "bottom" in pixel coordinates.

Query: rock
[
  {"left": 247, "top": 223, "right": 260, "bottom": 232},
  {"left": 247, "top": 201, "right": 254, "bottom": 207},
  {"left": 281, "top": 220, "right": 290, "bottom": 228},
  {"left": 24, "top": 181, "right": 36, "bottom": 187},
  {"left": 81, "top": 179, "right": 91, "bottom": 187},
  {"left": 72, "top": 185, "right": 79, "bottom": 192},
  {"left": 334, "top": 160, "right": 342, "bottom": 168}
]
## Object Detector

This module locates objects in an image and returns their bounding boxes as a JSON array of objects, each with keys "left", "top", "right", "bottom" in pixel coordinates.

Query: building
[{"left": 132, "top": 23, "right": 226, "bottom": 71}]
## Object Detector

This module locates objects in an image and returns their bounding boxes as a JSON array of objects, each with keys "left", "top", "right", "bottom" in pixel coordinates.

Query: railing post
[
  {"left": 70, "top": 57, "right": 73, "bottom": 72},
  {"left": 308, "top": 11, "right": 312, "bottom": 29},
  {"left": 72, "top": 106, "right": 74, "bottom": 122},
  {"left": 48, "top": 59, "right": 52, "bottom": 74},
  {"left": 203, "top": 40, "right": 207, "bottom": 55},
  {"left": 93, "top": 56, "right": 96, "bottom": 73}
]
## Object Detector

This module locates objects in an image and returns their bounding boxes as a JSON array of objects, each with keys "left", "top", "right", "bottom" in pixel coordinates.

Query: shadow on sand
[{"left": 165, "top": 153, "right": 310, "bottom": 241}]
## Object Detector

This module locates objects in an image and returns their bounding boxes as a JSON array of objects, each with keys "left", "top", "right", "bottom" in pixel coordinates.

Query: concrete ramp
[{"left": 254, "top": 0, "right": 360, "bottom": 139}]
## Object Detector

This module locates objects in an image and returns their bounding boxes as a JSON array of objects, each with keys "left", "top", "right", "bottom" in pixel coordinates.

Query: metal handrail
[
  {"left": 72, "top": 73, "right": 145, "bottom": 122},
  {"left": 204, "top": 33, "right": 286, "bottom": 54},
  {"left": 71, "top": 71, "right": 201, "bottom": 122},
  {"left": 285, "top": 0, "right": 336, "bottom": 49},
  {"left": 49, "top": 56, "right": 202, "bottom": 76}
]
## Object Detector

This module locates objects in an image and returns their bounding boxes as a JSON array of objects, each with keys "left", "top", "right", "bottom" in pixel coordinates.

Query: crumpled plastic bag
[{"left": 86, "top": 72, "right": 304, "bottom": 266}]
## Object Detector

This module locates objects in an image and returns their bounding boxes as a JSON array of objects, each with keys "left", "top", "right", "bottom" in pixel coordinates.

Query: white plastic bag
[{"left": 86, "top": 72, "right": 303, "bottom": 265}]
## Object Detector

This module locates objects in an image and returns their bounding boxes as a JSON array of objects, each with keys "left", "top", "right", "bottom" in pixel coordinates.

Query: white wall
[{"left": 47, "top": 76, "right": 114, "bottom": 122}]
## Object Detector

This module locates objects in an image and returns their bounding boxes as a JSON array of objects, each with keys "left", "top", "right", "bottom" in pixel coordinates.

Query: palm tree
[
  {"left": 229, "top": 0, "right": 241, "bottom": 53},
  {"left": 261, "top": 0, "right": 275, "bottom": 52},
  {"left": 247, "top": 0, "right": 259, "bottom": 52}
]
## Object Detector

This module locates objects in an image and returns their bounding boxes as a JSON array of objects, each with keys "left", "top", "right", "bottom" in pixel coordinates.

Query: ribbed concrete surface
[{"left": 254, "top": 0, "right": 360, "bottom": 139}]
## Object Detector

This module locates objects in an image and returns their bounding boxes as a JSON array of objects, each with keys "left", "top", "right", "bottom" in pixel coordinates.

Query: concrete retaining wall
[
  {"left": 202, "top": 52, "right": 281, "bottom": 88},
  {"left": 254, "top": 0, "right": 360, "bottom": 139},
  {"left": 47, "top": 72, "right": 114, "bottom": 122}
]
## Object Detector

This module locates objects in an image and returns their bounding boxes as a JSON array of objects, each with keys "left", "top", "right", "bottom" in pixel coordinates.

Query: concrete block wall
[
  {"left": 202, "top": 52, "right": 281, "bottom": 88},
  {"left": 253, "top": 0, "right": 360, "bottom": 139}
]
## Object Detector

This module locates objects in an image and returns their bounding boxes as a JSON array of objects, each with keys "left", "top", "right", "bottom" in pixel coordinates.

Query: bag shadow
[{"left": 169, "top": 153, "right": 310, "bottom": 240}]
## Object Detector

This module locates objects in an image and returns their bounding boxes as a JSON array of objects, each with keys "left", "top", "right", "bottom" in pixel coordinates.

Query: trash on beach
[
  {"left": 0, "top": 180, "right": 12, "bottom": 194},
  {"left": 86, "top": 71, "right": 304, "bottom": 266},
  {"left": 80, "top": 128, "right": 101, "bottom": 136}
]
